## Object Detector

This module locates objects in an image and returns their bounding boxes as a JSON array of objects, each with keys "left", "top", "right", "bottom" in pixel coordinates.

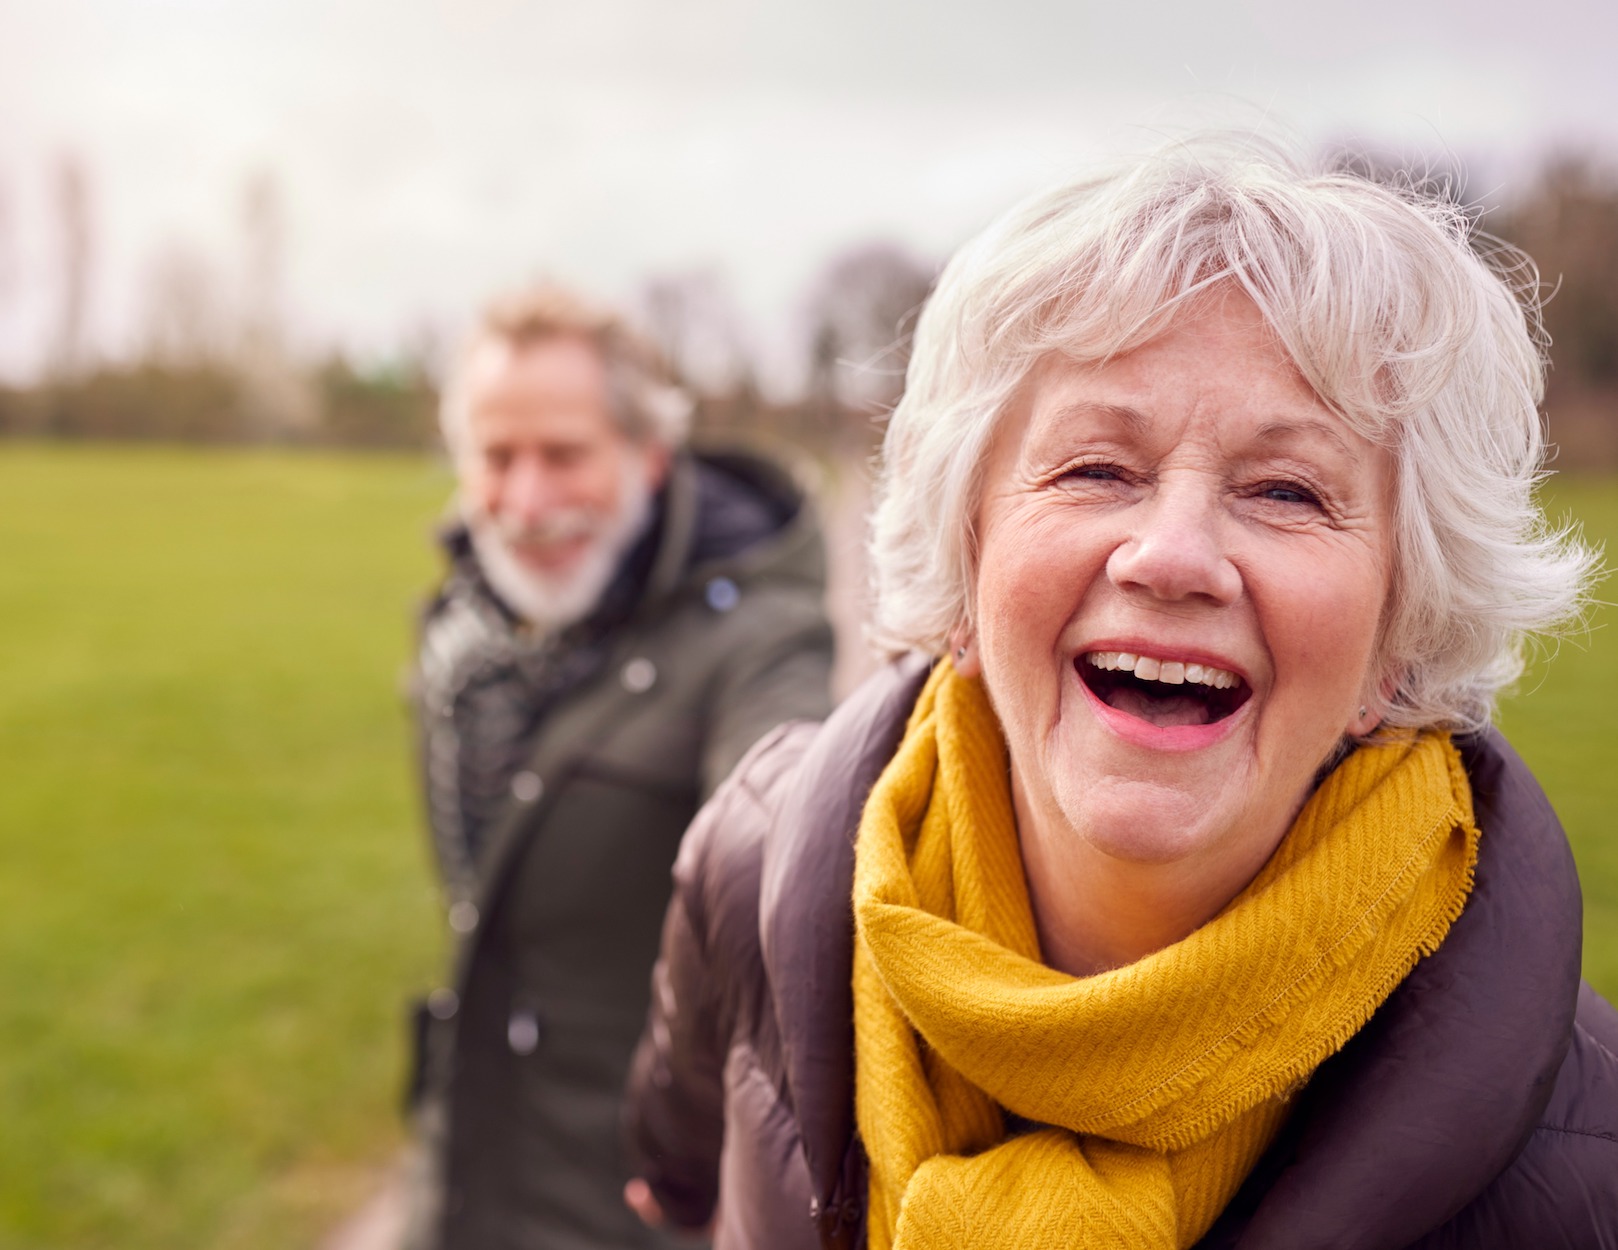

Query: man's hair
[
  {"left": 867, "top": 131, "right": 1600, "bottom": 733},
  {"left": 439, "top": 283, "right": 692, "bottom": 454}
]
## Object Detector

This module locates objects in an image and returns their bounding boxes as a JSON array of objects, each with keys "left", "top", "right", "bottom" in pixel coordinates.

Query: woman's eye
[
  {"left": 1067, "top": 463, "right": 1124, "bottom": 482},
  {"left": 1258, "top": 481, "right": 1320, "bottom": 506}
]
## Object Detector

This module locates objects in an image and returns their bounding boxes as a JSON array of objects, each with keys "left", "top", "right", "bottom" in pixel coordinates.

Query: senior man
[{"left": 406, "top": 284, "right": 834, "bottom": 1250}]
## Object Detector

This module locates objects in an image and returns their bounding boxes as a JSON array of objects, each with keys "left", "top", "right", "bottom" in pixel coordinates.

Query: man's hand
[
  {"left": 625, "top": 1178, "right": 717, "bottom": 1240},
  {"left": 623, "top": 1177, "right": 666, "bottom": 1227}
]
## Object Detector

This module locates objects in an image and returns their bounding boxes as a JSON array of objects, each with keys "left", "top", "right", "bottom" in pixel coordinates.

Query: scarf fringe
[{"left": 1134, "top": 749, "right": 1480, "bottom": 1151}]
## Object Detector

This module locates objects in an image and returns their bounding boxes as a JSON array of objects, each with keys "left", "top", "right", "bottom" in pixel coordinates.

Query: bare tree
[
  {"left": 1504, "top": 156, "right": 1618, "bottom": 383},
  {"left": 1494, "top": 155, "right": 1618, "bottom": 467},
  {"left": 0, "top": 175, "right": 16, "bottom": 368},
  {"left": 802, "top": 241, "right": 935, "bottom": 444},
  {"left": 51, "top": 153, "right": 94, "bottom": 380},
  {"left": 639, "top": 268, "right": 753, "bottom": 396},
  {"left": 639, "top": 268, "right": 764, "bottom": 437},
  {"left": 236, "top": 168, "right": 315, "bottom": 437},
  {"left": 239, "top": 169, "right": 285, "bottom": 360},
  {"left": 140, "top": 239, "right": 229, "bottom": 367}
]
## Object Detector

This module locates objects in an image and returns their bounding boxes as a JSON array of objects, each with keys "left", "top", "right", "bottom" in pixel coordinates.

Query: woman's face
[{"left": 969, "top": 290, "right": 1396, "bottom": 886}]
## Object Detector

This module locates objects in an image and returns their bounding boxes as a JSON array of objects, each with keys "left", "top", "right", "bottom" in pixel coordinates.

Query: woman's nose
[{"left": 1105, "top": 487, "right": 1241, "bottom": 606}]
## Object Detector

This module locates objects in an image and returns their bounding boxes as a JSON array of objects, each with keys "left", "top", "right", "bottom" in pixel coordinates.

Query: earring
[
  {"left": 955, "top": 647, "right": 967, "bottom": 661},
  {"left": 1359, "top": 705, "right": 1367, "bottom": 719}
]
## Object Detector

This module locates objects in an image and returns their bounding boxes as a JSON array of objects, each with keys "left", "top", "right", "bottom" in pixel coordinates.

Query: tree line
[{"left": 2, "top": 152, "right": 1616, "bottom": 465}]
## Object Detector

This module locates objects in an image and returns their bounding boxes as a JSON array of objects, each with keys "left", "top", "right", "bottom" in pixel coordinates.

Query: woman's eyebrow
[
  {"left": 1048, "top": 401, "right": 1150, "bottom": 435},
  {"left": 1251, "top": 417, "right": 1362, "bottom": 465}
]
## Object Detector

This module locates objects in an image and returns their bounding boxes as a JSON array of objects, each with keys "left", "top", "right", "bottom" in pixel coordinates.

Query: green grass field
[
  {"left": 0, "top": 444, "right": 1613, "bottom": 1249},
  {"left": 1498, "top": 476, "right": 1618, "bottom": 995},
  {"left": 0, "top": 445, "right": 451, "bottom": 1249}
]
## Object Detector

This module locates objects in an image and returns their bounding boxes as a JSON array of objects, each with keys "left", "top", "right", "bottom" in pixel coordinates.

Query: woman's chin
[
  {"left": 1038, "top": 692, "right": 1272, "bottom": 870},
  {"left": 1050, "top": 769, "right": 1248, "bottom": 867}
]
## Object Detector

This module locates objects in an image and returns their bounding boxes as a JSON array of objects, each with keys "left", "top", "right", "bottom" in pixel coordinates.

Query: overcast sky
[{"left": 2, "top": 0, "right": 1615, "bottom": 382}]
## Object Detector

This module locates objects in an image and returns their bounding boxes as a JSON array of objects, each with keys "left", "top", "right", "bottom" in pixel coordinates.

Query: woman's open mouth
[{"left": 1078, "top": 651, "right": 1251, "bottom": 728}]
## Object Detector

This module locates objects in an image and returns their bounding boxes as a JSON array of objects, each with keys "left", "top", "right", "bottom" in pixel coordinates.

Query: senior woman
[{"left": 624, "top": 136, "right": 1618, "bottom": 1249}]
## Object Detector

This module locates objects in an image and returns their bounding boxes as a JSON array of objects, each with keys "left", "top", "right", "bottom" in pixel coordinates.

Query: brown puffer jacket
[{"left": 626, "top": 654, "right": 1618, "bottom": 1250}]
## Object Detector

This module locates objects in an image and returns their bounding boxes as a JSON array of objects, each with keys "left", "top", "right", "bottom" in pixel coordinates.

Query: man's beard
[{"left": 466, "top": 458, "right": 657, "bottom": 633}]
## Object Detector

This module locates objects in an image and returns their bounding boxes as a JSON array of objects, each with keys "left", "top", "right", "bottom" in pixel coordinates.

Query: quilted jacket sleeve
[
  {"left": 1416, "top": 983, "right": 1618, "bottom": 1249},
  {"left": 625, "top": 721, "right": 817, "bottom": 1230}
]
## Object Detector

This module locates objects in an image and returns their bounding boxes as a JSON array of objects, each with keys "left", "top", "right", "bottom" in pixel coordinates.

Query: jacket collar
[
  {"left": 645, "top": 446, "right": 825, "bottom": 609},
  {"left": 1212, "top": 728, "right": 1582, "bottom": 1248},
  {"left": 761, "top": 663, "right": 1584, "bottom": 1247},
  {"left": 760, "top": 654, "right": 930, "bottom": 1211}
]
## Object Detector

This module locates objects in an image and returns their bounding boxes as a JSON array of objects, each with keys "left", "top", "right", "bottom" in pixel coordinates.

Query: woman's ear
[
  {"left": 949, "top": 629, "right": 981, "bottom": 678},
  {"left": 1349, "top": 671, "right": 1402, "bottom": 737},
  {"left": 1347, "top": 703, "right": 1381, "bottom": 738}
]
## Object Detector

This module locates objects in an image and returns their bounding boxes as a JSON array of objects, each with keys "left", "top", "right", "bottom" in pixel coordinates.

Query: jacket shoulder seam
[{"left": 1532, "top": 1123, "right": 1618, "bottom": 1147}]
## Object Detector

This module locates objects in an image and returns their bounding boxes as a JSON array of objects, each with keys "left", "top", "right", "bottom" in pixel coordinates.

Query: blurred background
[{"left": 2, "top": 2, "right": 1616, "bottom": 1247}]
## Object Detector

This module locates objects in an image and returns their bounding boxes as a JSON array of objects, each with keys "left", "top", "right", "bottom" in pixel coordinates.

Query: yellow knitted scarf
[{"left": 853, "top": 661, "right": 1479, "bottom": 1250}]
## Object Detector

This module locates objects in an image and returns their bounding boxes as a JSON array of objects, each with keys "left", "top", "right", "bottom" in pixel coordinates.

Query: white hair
[
  {"left": 868, "top": 132, "right": 1600, "bottom": 733},
  {"left": 467, "top": 448, "right": 657, "bottom": 632},
  {"left": 439, "top": 283, "right": 692, "bottom": 458}
]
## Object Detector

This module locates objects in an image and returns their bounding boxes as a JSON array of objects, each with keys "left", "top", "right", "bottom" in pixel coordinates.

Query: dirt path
[{"left": 319, "top": 1171, "right": 410, "bottom": 1250}]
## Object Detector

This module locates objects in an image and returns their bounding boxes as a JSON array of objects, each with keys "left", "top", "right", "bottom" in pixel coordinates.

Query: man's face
[{"left": 456, "top": 333, "right": 668, "bottom": 624}]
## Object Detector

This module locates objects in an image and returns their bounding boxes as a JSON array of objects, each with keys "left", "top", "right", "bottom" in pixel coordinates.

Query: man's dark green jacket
[{"left": 410, "top": 446, "right": 834, "bottom": 1250}]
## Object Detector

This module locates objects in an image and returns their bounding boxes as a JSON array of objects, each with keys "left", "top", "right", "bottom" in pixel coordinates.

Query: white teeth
[{"left": 1085, "top": 651, "right": 1240, "bottom": 690}]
